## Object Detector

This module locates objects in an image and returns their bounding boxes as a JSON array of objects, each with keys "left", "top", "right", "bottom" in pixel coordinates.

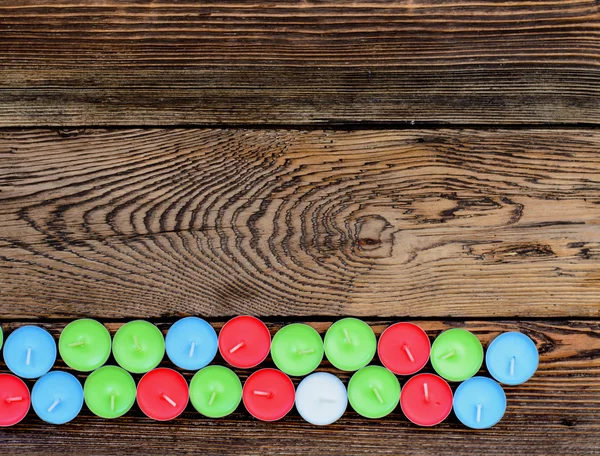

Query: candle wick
[
  {"left": 189, "top": 341, "right": 196, "bottom": 358},
  {"left": 208, "top": 391, "right": 217, "bottom": 407},
  {"left": 25, "top": 346, "right": 32, "bottom": 366},
  {"left": 319, "top": 397, "right": 336, "bottom": 404},
  {"left": 47, "top": 398, "right": 61, "bottom": 413},
  {"left": 403, "top": 344, "right": 415, "bottom": 362},
  {"left": 68, "top": 340, "right": 86, "bottom": 348},
  {"left": 440, "top": 349, "right": 455, "bottom": 360},
  {"left": 133, "top": 335, "right": 141, "bottom": 352},
  {"left": 476, "top": 403, "right": 482, "bottom": 423},
  {"left": 229, "top": 341, "right": 245, "bottom": 354},
  {"left": 343, "top": 328, "right": 352, "bottom": 345},
  {"left": 253, "top": 390, "right": 273, "bottom": 398},
  {"left": 510, "top": 356, "right": 516, "bottom": 376},
  {"left": 423, "top": 382, "right": 430, "bottom": 402},
  {"left": 297, "top": 348, "right": 315, "bottom": 355},
  {"left": 372, "top": 387, "right": 384, "bottom": 405},
  {"left": 110, "top": 394, "right": 115, "bottom": 412},
  {"left": 5, "top": 396, "right": 23, "bottom": 404},
  {"left": 161, "top": 394, "right": 177, "bottom": 408}
]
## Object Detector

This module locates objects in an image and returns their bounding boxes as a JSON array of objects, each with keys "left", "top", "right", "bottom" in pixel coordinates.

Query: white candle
[{"left": 295, "top": 372, "right": 347, "bottom": 425}]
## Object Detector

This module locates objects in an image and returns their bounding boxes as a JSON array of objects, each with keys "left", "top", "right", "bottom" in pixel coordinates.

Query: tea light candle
[
  {"left": 165, "top": 317, "right": 218, "bottom": 371},
  {"left": 324, "top": 318, "right": 376, "bottom": 372},
  {"left": 295, "top": 372, "right": 347, "bottom": 425},
  {"left": 218, "top": 316, "right": 271, "bottom": 369},
  {"left": 453, "top": 376, "right": 506, "bottom": 429},
  {"left": 486, "top": 332, "right": 539, "bottom": 385},
  {"left": 190, "top": 365, "right": 242, "bottom": 418},
  {"left": 348, "top": 365, "right": 400, "bottom": 419},
  {"left": 378, "top": 322, "right": 430, "bottom": 375},
  {"left": 0, "top": 374, "right": 30, "bottom": 427},
  {"left": 59, "top": 319, "right": 111, "bottom": 372},
  {"left": 430, "top": 328, "right": 483, "bottom": 382},
  {"left": 242, "top": 368, "right": 295, "bottom": 421},
  {"left": 4, "top": 326, "right": 56, "bottom": 379},
  {"left": 271, "top": 324, "right": 324, "bottom": 377},
  {"left": 112, "top": 320, "right": 165, "bottom": 374},
  {"left": 31, "top": 371, "right": 84, "bottom": 424},
  {"left": 84, "top": 365, "right": 137, "bottom": 419},
  {"left": 137, "top": 368, "right": 188, "bottom": 421},
  {"left": 400, "top": 373, "right": 453, "bottom": 426}
]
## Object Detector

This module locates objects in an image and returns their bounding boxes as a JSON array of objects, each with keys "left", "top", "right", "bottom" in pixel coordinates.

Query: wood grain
[
  {"left": 0, "top": 319, "right": 599, "bottom": 455},
  {"left": 1, "top": 128, "right": 599, "bottom": 319},
  {"left": 1, "top": 0, "right": 600, "bottom": 126}
]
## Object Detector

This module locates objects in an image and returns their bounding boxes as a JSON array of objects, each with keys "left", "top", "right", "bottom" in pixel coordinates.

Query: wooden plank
[
  {"left": 0, "top": 319, "right": 598, "bottom": 455},
  {"left": 1, "top": 128, "right": 599, "bottom": 318},
  {"left": 1, "top": 1, "right": 599, "bottom": 126}
]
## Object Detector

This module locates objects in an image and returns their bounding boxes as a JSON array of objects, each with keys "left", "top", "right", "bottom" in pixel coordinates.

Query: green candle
[
  {"left": 112, "top": 320, "right": 165, "bottom": 374},
  {"left": 271, "top": 324, "right": 324, "bottom": 377},
  {"left": 59, "top": 319, "right": 112, "bottom": 372},
  {"left": 324, "top": 318, "right": 376, "bottom": 371},
  {"left": 189, "top": 366, "right": 242, "bottom": 418},
  {"left": 430, "top": 328, "right": 483, "bottom": 382},
  {"left": 348, "top": 365, "right": 400, "bottom": 419},
  {"left": 0, "top": 323, "right": 3, "bottom": 350},
  {"left": 84, "top": 366, "right": 136, "bottom": 419}
]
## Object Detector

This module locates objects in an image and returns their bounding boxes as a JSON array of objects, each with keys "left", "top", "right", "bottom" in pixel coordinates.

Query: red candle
[
  {"left": 219, "top": 316, "right": 271, "bottom": 369},
  {"left": 400, "top": 373, "right": 453, "bottom": 426},
  {"left": 242, "top": 368, "right": 295, "bottom": 421},
  {"left": 0, "top": 374, "right": 30, "bottom": 427},
  {"left": 136, "top": 368, "right": 189, "bottom": 421},
  {"left": 378, "top": 322, "right": 430, "bottom": 375}
]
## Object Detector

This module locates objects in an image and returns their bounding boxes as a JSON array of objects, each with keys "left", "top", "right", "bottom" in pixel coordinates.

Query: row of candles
[{"left": 0, "top": 317, "right": 539, "bottom": 428}]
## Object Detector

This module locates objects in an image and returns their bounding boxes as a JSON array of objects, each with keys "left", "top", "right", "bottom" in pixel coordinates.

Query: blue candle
[
  {"left": 453, "top": 376, "right": 506, "bottom": 429},
  {"left": 486, "top": 332, "right": 538, "bottom": 385},
  {"left": 31, "top": 371, "right": 84, "bottom": 424},
  {"left": 4, "top": 326, "right": 56, "bottom": 379},
  {"left": 165, "top": 317, "right": 218, "bottom": 370}
]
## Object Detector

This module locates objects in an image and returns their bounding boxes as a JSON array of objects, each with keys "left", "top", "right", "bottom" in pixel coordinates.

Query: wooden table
[{"left": 1, "top": 1, "right": 599, "bottom": 454}]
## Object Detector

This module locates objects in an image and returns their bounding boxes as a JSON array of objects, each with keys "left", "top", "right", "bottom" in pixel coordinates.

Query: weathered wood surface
[
  {"left": 1, "top": 128, "right": 599, "bottom": 318},
  {"left": 0, "top": 319, "right": 598, "bottom": 455},
  {"left": 1, "top": 0, "right": 600, "bottom": 126}
]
